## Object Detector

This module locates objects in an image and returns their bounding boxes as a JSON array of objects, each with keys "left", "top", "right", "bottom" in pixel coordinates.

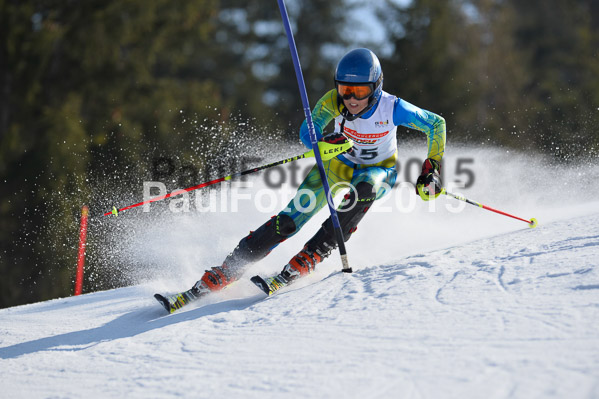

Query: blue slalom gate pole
[{"left": 276, "top": 0, "right": 352, "bottom": 273}]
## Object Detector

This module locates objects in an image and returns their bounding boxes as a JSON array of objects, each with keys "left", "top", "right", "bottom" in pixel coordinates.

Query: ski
[
  {"left": 154, "top": 288, "right": 202, "bottom": 314},
  {"left": 155, "top": 274, "right": 291, "bottom": 313},
  {"left": 250, "top": 274, "right": 290, "bottom": 296}
]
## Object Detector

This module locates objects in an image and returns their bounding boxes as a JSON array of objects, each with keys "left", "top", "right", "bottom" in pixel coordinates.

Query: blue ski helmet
[{"left": 334, "top": 48, "right": 383, "bottom": 120}]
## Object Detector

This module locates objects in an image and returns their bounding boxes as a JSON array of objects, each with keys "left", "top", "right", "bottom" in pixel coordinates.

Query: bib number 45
[{"left": 359, "top": 148, "right": 379, "bottom": 160}]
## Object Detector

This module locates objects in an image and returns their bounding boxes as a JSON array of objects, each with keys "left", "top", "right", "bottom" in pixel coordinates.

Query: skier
[{"left": 157, "top": 48, "right": 446, "bottom": 311}]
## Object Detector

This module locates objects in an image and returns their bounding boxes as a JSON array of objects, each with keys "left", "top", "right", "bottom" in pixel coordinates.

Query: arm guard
[{"left": 300, "top": 89, "right": 343, "bottom": 149}]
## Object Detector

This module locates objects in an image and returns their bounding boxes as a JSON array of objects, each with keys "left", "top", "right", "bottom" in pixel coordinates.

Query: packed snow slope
[{"left": 1, "top": 147, "right": 599, "bottom": 398}]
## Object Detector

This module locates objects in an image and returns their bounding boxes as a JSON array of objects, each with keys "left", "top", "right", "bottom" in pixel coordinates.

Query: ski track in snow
[{"left": 2, "top": 208, "right": 599, "bottom": 398}]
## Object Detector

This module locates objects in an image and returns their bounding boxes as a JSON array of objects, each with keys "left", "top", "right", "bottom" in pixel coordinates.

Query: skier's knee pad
[
  {"left": 245, "top": 214, "right": 296, "bottom": 249},
  {"left": 225, "top": 214, "right": 297, "bottom": 269},
  {"left": 274, "top": 214, "right": 297, "bottom": 237},
  {"left": 337, "top": 181, "right": 375, "bottom": 235}
]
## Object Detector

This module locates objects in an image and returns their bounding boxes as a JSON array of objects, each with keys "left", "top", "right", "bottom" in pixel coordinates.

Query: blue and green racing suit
[{"left": 196, "top": 88, "right": 446, "bottom": 291}]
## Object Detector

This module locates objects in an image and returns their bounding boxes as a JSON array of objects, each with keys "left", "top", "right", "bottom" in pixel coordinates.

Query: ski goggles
[{"left": 336, "top": 82, "right": 374, "bottom": 100}]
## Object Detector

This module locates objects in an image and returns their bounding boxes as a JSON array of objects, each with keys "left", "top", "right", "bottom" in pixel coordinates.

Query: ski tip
[
  {"left": 154, "top": 293, "right": 173, "bottom": 314},
  {"left": 529, "top": 218, "right": 538, "bottom": 228},
  {"left": 250, "top": 276, "right": 271, "bottom": 296}
]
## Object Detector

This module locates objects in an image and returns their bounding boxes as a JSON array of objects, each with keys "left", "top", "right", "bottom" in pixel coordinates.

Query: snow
[{"left": 2, "top": 147, "right": 599, "bottom": 398}]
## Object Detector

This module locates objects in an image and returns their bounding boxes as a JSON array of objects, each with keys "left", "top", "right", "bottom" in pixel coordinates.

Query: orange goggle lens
[{"left": 336, "top": 83, "right": 374, "bottom": 100}]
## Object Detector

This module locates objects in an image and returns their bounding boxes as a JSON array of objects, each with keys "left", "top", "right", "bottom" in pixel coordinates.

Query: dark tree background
[{"left": 1, "top": 0, "right": 597, "bottom": 308}]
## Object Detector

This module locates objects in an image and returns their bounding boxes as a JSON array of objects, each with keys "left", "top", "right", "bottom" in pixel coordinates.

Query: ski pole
[
  {"left": 442, "top": 189, "right": 538, "bottom": 228},
  {"left": 276, "top": 0, "right": 352, "bottom": 273},
  {"left": 104, "top": 141, "right": 352, "bottom": 217}
]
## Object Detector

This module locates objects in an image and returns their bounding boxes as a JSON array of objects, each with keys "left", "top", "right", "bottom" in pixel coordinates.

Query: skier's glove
[
  {"left": 322, "top": 133, "right": 355, "bottom": 156},
  {"left": 416, "top": 158, "right": 443, "bottom": 201}
]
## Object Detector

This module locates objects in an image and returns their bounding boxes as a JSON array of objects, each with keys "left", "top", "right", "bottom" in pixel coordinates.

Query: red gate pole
[{"left": 74, "top": 205, "right": 89, "bottom": 296}]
